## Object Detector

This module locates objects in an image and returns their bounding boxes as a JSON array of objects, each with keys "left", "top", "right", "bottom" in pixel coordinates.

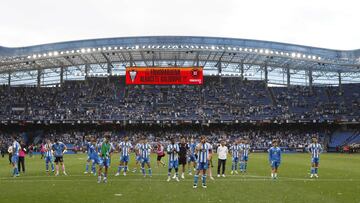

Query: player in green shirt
[{"left": 98, "top": 135, "right": 112, "bottom": 183}]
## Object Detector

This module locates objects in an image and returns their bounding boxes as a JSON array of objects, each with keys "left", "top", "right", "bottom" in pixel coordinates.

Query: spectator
[
  {"left": 18, "top": 144, "right": 26, "bottom": 173},
  {"left": 7, "top": 145, "right": 12, "bottom": 164},
  {"left": 217, "top": 140, "right": 228, "bottom": 177}
]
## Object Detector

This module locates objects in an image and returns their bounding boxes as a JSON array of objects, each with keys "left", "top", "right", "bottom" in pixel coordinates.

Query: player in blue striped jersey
[
  {"left": 230, "top": 140, "right": 241, "bottom": 175},
  {"left": 207, "top": 142, "right": 215, "bottom": 180},
  {"left": 11, "top": 136, "right": 20, "bottom": 177},
  {"left": 187, "top": 138, "right": 197, "bottom": 175},
  {"left": 87, "top": 138, "right": 100, "bottom": 175},
  {"left": 139, "top": 138, "right": 152, "bottom": 177},
  {"left": 84, "top": 136, "right": 92, "bottom": 174},
  {"left": 308, "top": 137, "right": 323, "bottom": 178},
  {"left": 240, "top": 139, "right": 251, "bottom": 173},
  {"left": 132, "top": 140, "right": 143, "bottom": 173},
  {"left": 167, "top": 138, "right": 180, "bottom": 182},
  {"left": 193, "top": 136, "right": 210, "bottom": 189},
  {"left": 44, "top": 139, "right": 54, "bottom": 174},
  {"left": 268, "top": 140, "right": 281, "bottom": 179},
  {"left": 115, "top": 136, "right": 133, "bottom": 176},
  {"left": 108, "top": 139, "right": 116, "bottom": 167}
]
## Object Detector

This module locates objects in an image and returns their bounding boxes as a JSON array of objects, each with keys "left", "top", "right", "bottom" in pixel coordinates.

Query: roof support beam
[
  {"left": 217, "top": 61, "right": 222, "bottom": 74},
  {"left": 37, "top": 69, "right": 42, "bottom": 87},
  {"left": 139, "top": 51, "right": 149, "bottom": 67},
  {"left": 338, "top": 71, "right": 342, "bottom": 92},
  {"left": 101, "top": 53, "right": 115, "bottom": 74},
  {"left": 8, "top": 72, "right": 11, "bottom": 86},
  {"left": 215, "top": 52, "right": 226, "bottom": 73},
  {"left": 128, "top": 52, "right": 135, "bottom": 67},
  {"left": 60, "top": 66, "right": 64, "bottom": 85},
  {"left": 264, "top": 64, "right": 268, "bottom": 86},
  {"left": 308, "top": 67, "right": 313, "bottom": 92},
  {"left": 202, "top": 51, "right": 212, "bottom": 67},
  {"left": 192, "top": 52, "right": 200, "bottom": 67},
  {"left": 240, "top": 61, "right": 244, "bottom": 81},
  {"left": 287, "top": 66, "right": 291, "bottom": 87},
  {"left": 85, "top": 64, "right": 90, "bottom": 78}
]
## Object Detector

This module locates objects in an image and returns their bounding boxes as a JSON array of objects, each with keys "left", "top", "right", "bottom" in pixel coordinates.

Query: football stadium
[
  {"left": 0, "top": 36, "right": 360, "bottom": 202},
  {"left": 1, "top": 1, "right": 360, "bottom": 203}
]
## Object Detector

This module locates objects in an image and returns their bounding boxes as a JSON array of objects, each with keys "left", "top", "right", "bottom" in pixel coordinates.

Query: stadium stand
[{"left": 0, "top": 76, "right": 359, "bottom": 122}]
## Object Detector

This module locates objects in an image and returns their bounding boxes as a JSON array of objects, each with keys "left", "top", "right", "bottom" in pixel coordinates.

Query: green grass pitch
[{"left": 0, "top": 153, "right": 359, "bottom": 203}]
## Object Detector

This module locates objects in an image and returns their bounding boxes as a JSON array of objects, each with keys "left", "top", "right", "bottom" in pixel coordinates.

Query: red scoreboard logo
[{"left": 126, "top": 67, "right": 203, "bottom": 85}]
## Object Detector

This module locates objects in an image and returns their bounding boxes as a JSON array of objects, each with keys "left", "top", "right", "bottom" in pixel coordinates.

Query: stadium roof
[{"left": 0, "top": 36, "right": 360, "bottom": 86}]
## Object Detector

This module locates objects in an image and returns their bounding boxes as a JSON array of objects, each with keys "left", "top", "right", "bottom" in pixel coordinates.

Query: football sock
[
  {"left": 141, "top": 168, "right": 145, "bottom": 175},
  {"left": 194, "top": 175, "right": 199, "bottom": 185},
  {"left": 202, "top": 175, "right": 207, "bottom": 185}
]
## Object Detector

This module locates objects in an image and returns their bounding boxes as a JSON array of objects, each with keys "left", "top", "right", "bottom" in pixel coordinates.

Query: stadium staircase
[
  {"left": 328, "top": 131, "right": 353, "bottom": 148},
  {"left": 344, "top": 131, "right": 360, "bottom": 145},
  {"left": 267, "top": 87, "right": 277, "bottom": 105},
  {"left": 349, "top": 133, "right": 360, "bottom": 144}
]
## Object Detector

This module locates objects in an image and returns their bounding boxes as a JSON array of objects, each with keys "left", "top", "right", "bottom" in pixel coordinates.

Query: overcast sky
[{"left": 0, "top": 0, "right": 359, "bottom": 50}]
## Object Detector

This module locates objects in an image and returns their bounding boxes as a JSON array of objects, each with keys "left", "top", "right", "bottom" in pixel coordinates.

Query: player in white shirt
[
  {"left": 217, "top": 140, "right": 228, "bottom": 177},
  {"left": 308, "top": 137, "right": 323, "bottom": 178},
  {"left": 240, "top": 139, "right": 251, "bottom": 173},
  {"left": 115, "top": 136, "right": 132, "bottom": 176},
  {"left": 133, "top": 139, "right": 143, "bottom": 173},
  {"left": 11, "top": 136, "right": 21, "bottom": 177},
  {"left": 230, "top": 140, "right": 241, "bottom": 175}
]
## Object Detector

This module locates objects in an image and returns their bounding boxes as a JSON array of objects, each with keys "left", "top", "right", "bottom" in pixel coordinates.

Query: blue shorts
[
  {"left": 188, "top": 155, "right": 196, "bottom": 162},
  {"left": 241, "top": 156, "right": 249, "bottom": 162},
  {"left": 120, "top": 155, "right": 130, "bottom": 163},
  {"left": 271, "top": 161, "right": 281, "bottom": 169},
  {"left": 232, "top": 157, "right": 239, "bottom": 162},
  {"left": 136, "top": 155, "right": 142, "bottom": 162},
  {"left": 100, "top": 157, "right": 110, "bottom": 167},
  {"left": 312, "top": 157, "right": 320, "bottom": 164},
  {"left": 168, "top": 160, "right": 179, "bottom": 169},
  {"left": 87, "top": 155, "right": 92, "bottom": 161},
  {"left": 91, "top": 156, "right": 101, "bottom": 165},
  {"left": 45, "top": 156, "right": 53, "bottom": 163},
  {"left": 89, "top": 155, "right": 96, "bottom": 161},
  {"left": 197, "top": 162, "right": 209, "bottom": 170},
  {"left": 141, "top": 157, "right": 150, "bottom": 164},
  {"left": 11, "top": 155, "right": 19, "bottom": 164}
]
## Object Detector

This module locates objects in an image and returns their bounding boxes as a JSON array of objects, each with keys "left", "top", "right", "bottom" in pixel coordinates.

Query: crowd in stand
[{"left": 0, "top": 76, "right": 359, "bottom": 122}]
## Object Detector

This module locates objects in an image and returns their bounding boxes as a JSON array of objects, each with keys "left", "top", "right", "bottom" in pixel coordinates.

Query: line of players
[
  {"left": 81, "top": 135, "right": 322, "bottom": 188},
  {"left": 9, "top": 136, "right": 68, "bottom": 177},
  {"left": 7, "top": 135, "right": 323, "bottom": 188}
]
